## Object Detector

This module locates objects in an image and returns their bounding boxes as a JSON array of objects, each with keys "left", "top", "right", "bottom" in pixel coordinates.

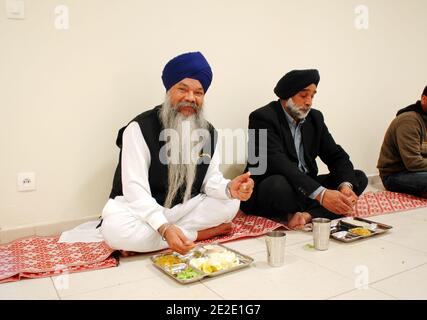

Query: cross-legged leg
[
  {"left": 101, "top": 196, "right": 239, "bottom": 253},
  {"left": 382, "top": 171, "right": 427, "bottom": 198},
  {"left": 252, "top": 174, "right": 302, "bottom": 217},
  {"left": 241, "top": 170, "right": 368, "bottom": 226}
]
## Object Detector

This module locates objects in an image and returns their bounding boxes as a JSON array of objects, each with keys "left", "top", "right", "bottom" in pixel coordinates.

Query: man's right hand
[
  {"left": 320, "top": 189, "right": 354, "bottom": 215},
  {"left": 158, "top": 224, "right": 196, "bottom": 255}
]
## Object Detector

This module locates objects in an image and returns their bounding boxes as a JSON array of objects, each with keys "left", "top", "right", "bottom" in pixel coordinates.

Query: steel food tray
[
  {"left": 330, "top": 217, "right": 393, "bottom": 243},
  {"left": 150, "top": 243, "right": 254, "bottom": 284}
]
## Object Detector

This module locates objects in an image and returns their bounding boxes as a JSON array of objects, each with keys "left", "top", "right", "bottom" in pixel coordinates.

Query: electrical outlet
[{"left": 17, "top": 172, "right": 36, "bottom": 192}]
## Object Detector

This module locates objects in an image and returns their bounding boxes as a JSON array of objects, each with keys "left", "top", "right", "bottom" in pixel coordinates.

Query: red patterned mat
[
  {"left": 197, "top": 211, "right": 286, "bottom": 245},
  {"left": 205, "top": 191, "right": 427, "bottom": 244},
  {"left": 0, "top": 214, "right": 281, "bottom": 284},
  {"left": 0, "top": 236, "right": 117, "bottom": 284},
  {"left": 349, "top": 191, "right": 427, "bottom": 217},
  {"left": 3, "top": 191, "right": 423, "bottom": 284}
]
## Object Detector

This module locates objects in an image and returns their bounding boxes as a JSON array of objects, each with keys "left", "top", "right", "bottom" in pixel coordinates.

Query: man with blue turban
[{"left": 100, "top": 52, "right": 254, "bottom": 255}]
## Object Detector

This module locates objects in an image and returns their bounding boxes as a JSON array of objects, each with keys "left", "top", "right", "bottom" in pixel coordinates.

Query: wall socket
[{"left": 17, "top": 172, "right": 36, "bottom": 192}]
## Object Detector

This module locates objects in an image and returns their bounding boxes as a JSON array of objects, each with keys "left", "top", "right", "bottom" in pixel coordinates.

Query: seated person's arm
[
  {"left": 122, "top": 122, "right": 168, "bottom": 231},
  {"left": 202, "top": 142, "right": 254, "bottom": 201},
  {"left": 248, "top": 111, "right": 321, "bottom": 197},
  {"left": 395, "top": 117, "right": 427, "bottom": 171},
  {"left": 316, "top": 113, "right": 357, "bottom": 187}
]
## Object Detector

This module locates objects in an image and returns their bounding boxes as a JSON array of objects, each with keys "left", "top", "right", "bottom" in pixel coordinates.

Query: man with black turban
[
  {"left": 101, "top": 52, "right": 254, "bottom": 254},
  {"left": 241, "top": 69, "right": 367, "bottom": 229}
]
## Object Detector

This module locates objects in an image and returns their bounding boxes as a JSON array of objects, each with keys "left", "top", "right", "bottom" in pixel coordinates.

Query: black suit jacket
[{"left": 246, "top": 100, "right": 357, "bottom": 198}]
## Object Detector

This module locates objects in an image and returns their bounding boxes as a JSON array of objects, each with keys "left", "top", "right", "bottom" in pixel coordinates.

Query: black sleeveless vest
[{"left": 109, "top": 106, "right": 217, "bottom": 208}]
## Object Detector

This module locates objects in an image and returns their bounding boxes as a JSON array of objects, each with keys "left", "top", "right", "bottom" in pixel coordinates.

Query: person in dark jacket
[
  {"left": 241, "top": 69, "right": 368, "bottom": 229},
  {"left": 377, "top": 86, "right": 427, "bottom": 197}
]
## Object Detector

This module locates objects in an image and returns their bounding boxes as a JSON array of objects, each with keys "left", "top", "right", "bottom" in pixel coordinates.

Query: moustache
[{"left": 176, "top": 102, "right": 200, "bottom": 112}]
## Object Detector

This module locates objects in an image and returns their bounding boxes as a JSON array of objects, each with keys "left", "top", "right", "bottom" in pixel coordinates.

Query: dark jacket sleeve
[
  {"left": 248, "top": 108, "right": 322, "bottom": 197},
  {"left": 316, "top": 112, "right": 357, "bottom": 187}
]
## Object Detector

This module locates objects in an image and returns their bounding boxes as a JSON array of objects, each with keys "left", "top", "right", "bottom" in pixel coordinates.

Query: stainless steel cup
[
  {"left": 265, "top": 231, "right": 286, "bottom": 267},
  {"left": 312, "top": 218, "right": 331, "bottom": 251}
]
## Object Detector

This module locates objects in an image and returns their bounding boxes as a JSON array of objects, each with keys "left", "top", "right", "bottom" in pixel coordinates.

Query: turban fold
[
  {"left": 161, "top": 52, "right": 213, "bottom": 93},
  {"left": 274, "top": 69, "right": 320, "bottom": 100}
]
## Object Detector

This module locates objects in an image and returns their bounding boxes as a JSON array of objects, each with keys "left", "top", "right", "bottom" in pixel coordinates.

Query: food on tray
[
  {"left": 176, "top": 267, "right": 201, "bottom": 280},
  {"left": 349, "top": 227, "right": 372, "bottom": 237},
  {"left": 342, "top": 218, "right": 371, "bottom": 228},
  {"left": 190, "top": 249, "right": 240, "bottom": 273},
  {"left": 154, "top": 254, "right": 184, "bottom": 267},
  {"left": 178, "top": 250, "right": 203, "bottom": 260},
  {"left": 330, "top": 218, "right": 392, "bottom": 243},
  {"left": 332, "top": 231, "right": 349, "bottom": 239},
  {"left": 151, "top": 244, "right": 254, "bottom": 284},
  {"left": 196, "top": 244, "right": 223, "bottom": 255},
  {"left": 165, "top": 263, "right": 188, "bottom": 275},
  {"left": 341, "top": 218, "right": 378, "bottom": 232},
  {"left": 203, "top": 244, "right": 222, "bottom": 251},
  {"left": 368, "top": 223, "right": 378, "bottom": 232}
]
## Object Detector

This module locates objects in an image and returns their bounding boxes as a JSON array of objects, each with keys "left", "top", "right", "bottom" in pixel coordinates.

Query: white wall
[{"left": 1, "top": 0, "right": 426, "bottom": 229}]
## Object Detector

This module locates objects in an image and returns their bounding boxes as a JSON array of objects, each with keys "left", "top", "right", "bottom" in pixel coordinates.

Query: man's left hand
[
  {"left": 229, "top": 172, "right": 254, "bottom": 201},
  {"left": 339, "top": 185, "right": 358, "bottom": 209}
]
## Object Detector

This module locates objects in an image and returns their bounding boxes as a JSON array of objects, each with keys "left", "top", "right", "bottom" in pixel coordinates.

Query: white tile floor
[{"left": 1, "top": 183, "right": 427, "bottom": 300}]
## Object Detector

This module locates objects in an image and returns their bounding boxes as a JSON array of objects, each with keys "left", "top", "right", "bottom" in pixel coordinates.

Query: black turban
[{"left": 274, "top": 69, "right": 320, "bottom": 100}]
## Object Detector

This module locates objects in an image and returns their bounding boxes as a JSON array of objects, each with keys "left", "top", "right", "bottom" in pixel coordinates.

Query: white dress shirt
[{"left": 120, "top": 121, "right": 231, "bottom": 231}]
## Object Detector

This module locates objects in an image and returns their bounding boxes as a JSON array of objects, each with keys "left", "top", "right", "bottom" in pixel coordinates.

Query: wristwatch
[{"left": 338, "top": 182, "right": 353, "bottom": 190}]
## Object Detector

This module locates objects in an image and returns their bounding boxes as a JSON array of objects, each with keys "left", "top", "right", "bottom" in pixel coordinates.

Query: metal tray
[
  {"left": 330, "top": 217, "right": 393, "bottom": 243},
  {"left": 150, "top": 243, "right": 254, "bottom": 284}
]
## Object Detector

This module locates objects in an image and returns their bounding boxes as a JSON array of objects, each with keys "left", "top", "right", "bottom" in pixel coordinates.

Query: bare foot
[
  {"left": 119, "top": 250, "right": 139, "bottom": 257},
  {"left": 196, "top": 223, "right": 233, "bottom": 241},
  {"left": 287, "top": 212, "right": 312, "bottom": 230}
]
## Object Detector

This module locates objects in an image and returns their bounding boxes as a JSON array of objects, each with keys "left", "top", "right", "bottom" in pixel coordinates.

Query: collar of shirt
[
  {"left": 281, "top": 103, "right": 309, "bottom": 174},
  {"left": 282, "top": 105, "right": 306, "bottom": 132}
]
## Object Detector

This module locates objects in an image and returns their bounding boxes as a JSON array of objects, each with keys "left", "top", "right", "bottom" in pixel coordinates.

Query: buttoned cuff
[
  {"left": 146, "top": 212, "right": 169, "bottom": 232},
  {"left": 309, "top": 186, "right": 326, "bottom": 200}
]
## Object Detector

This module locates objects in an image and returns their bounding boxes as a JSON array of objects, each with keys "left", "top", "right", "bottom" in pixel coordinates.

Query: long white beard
[
  {"left": 159, "top": 94, "right": 209, "bottom": 208},
  {"left": 286, "top": 98, "right": 311, "bottom": 120}
]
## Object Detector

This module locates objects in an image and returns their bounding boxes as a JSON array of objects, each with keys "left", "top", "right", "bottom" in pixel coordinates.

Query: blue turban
[{"left": 161, "top": 52, "right": 213, "bottom": 93}]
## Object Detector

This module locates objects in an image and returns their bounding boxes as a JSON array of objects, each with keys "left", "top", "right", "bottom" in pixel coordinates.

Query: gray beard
[
  {"left": 159, "top": 94, "right": 209, "bottom": 208},
  {"left": 286, "top": 98, "right": 310, "bottom": 120}
]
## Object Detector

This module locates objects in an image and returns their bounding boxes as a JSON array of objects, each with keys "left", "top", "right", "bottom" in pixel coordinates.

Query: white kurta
[{"left": 98, "top": 122, "right": 240, "bottom": 252}]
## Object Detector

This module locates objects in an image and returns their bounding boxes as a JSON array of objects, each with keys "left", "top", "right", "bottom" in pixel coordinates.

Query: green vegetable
[{"left": 176, "top": 267, "right": 200, "bottom": 280}]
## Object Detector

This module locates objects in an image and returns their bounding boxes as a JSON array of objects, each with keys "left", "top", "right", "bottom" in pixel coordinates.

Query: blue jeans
[{"left": 382, "top": 171, "right": 427, "bottom": 197}]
